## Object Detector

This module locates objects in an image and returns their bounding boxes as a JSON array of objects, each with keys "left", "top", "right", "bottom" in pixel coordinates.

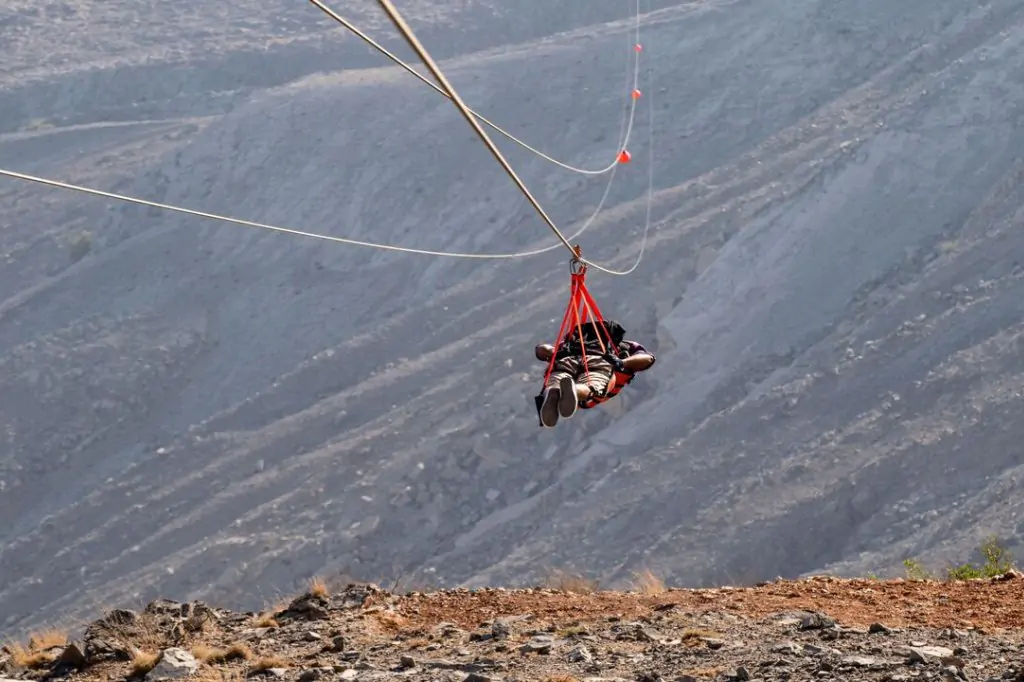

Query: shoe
[
  {"left": 558, "top": 376, "right": 578, "bottom": 419},
  {"left": 540, "top": 387, "right": 560, "bottom": 427}
]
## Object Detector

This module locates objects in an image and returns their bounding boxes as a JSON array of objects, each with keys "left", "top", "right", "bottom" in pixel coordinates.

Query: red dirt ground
[{"left": 390, "top": 575, "right": 1024, "bottom": 632}]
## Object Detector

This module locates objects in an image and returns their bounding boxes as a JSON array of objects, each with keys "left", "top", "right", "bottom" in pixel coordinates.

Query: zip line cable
[
  {"left": 306, "top": 0, "right": 642, "bottom": 176},
  {"left": 374, "top": 0, "right": 585, "bottom": 264}
]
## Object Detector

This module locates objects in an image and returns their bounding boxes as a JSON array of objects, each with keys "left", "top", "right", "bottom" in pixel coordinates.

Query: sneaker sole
[
  {"left": 558, "top": 376, "right": 578, "bottom": 418},
  {"left": 540, "top": 388, "right": 560, "bottom": 427}
]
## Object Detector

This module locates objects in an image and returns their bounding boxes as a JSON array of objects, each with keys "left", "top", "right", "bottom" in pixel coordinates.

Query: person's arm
[
  {"left": 535, "top": 344, "right": 555, "bottom": 362},
  {"left": 623, "top": 353, "right": 655, "bottom": 372},
  {"left": 622, "top": 341, "right": 656, "bottom": 372}
]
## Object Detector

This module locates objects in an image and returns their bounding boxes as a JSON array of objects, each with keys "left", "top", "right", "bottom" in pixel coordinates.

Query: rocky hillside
[
  {"left": 4, "top": 0, "right": 1024, "bottom": 643},
  {"left": 2, "top": 576, "right": 1024, "bottom": 682}
]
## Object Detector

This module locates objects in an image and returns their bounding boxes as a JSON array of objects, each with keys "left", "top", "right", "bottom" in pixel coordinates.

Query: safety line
[
  {"left": 0, "top": 167, "right": 599, "bottom": 260},
  {"left": 543, "top": 21, "right": 639, "bottom": 249},
  {"left": 573, "top": 4, "right": 656, "bottom": 278},
  {"left": 307, "top": 0, "right": 642, "bottom": 176},
  {"left": 375, "top": 0, "right": 579, "bottom": 259}
]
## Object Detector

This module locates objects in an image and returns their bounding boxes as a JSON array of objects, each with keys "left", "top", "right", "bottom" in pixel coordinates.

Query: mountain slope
[
  {"left": 0, "top": 0, "right": 670, "bottom": 133},
  {"left": 3, "top": 0, "right": 1024, "bottom": 638}
]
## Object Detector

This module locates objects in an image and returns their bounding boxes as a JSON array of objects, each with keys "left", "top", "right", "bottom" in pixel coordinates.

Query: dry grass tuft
[
  {"left": 681, "top": 628, "right": 723, "bottom": 648},
  {"left": 630, "top": 568, "right": 667, "bottom": 595},
  {"left": 129, "top": 650, "right": 161, "bottom": 677},
  {"left": 5, "top": 642, "right": 58, "bottom": 669},
  {"left": 308, "top": 576, "right": 329, "bottom": 598},
  {"left": 251, "top": 654, "right": 291, "bottom": 672},
  {"left": 253, "top": 613, "right": 280, "bottom": 629},
  {"left": 3, "top": 629, "right": 69, "bottom": 669},
  {"left": 224, "top": 643, "right": 254, "bottom": 661},
  {"left": 556, "top": 625, "right": 589, "bottom": 638},
  {"left": 192, "top": 642, "right": 253, "bottom": 665},
  {"left": 28, "top": 629, "right": 68, "bottom": 650},
  {"left": 190, "top": 645, "right": 225, "bottom": 664},
  {"left": 543, "top": 568, "right": 600, "bottom": 594}
]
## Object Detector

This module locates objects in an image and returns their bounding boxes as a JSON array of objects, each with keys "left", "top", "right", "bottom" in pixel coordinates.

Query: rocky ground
[{"left": 3, "top": 574, "right": 1024, "bottom": 682}]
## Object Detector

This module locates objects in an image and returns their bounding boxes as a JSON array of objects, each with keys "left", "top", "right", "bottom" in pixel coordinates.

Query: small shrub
[
  {"left": 947, "top": 536, "right": 1015, "bottom": 580},
  {"left": 902, "top": 558, "right": 931, "bottom": 580}
]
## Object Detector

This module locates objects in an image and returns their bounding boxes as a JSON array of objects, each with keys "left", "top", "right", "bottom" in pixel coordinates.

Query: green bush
[
  {"left": 902, "top": 536, "right": 1016, "bottom": 581},
  {"left": 945, "top": 536, "right": 1015, "bottom": 580}
]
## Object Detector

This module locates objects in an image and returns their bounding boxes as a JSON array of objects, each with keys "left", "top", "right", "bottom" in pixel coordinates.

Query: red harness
[
  {"left": 536, "top": 253, "right": 631, "bottom": 420},
  {"left": 578, "top": 366, "right": 635, "bottom": 409}
]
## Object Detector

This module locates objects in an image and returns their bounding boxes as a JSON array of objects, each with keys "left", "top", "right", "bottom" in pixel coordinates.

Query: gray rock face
[{"left": 3, "top": 0, "right": 1024, "bottom": 636}]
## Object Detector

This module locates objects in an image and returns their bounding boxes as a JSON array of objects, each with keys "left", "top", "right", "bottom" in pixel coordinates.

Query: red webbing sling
[{"left": 535, "top": 250, "right": 616, "bottom": 424}]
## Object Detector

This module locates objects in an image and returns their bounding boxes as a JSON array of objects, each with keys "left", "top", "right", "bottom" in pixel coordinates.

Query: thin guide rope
[
  {"left": 307, "top": 0, "right": 642, "bottom": 176},
  {"left": 0, "top": 168, "right": 592, "bottom": 260},
  {"left": 577, "top": 14, "right": 656, "bottom": 277}
]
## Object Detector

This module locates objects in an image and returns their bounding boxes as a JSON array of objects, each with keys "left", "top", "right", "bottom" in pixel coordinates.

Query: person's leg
[
  {"left": 541, "top": 357, "right": 579, "bottom": 427},
  {"left": 579, "top": 354, "right": 614, "bottom": 400},
  {"left": 558, "top": 354, "right": 612, "bottom": 419},
  {"left": 557, "top": 373, "right": 579, "bottom": 419}
]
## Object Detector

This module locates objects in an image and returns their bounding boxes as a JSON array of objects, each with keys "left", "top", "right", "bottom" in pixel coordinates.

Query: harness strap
[
  {"left": 579, "top": 368, "right": 635, "bottom": 408},
  {"left": 536, "top": 250, "right": 623, "bottom": 424},
  {"left": 542, "top": 273, "right": 585, "bottom": 386}
]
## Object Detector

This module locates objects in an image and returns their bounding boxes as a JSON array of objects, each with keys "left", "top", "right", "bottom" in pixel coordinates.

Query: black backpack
[{"left": 556, "top": 319, "right": 627, "bottom": 359}]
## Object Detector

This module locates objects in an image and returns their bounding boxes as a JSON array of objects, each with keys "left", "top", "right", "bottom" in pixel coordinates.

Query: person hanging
[{"left": 533, "top": 249, "right": 656, "bottom": 428}]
